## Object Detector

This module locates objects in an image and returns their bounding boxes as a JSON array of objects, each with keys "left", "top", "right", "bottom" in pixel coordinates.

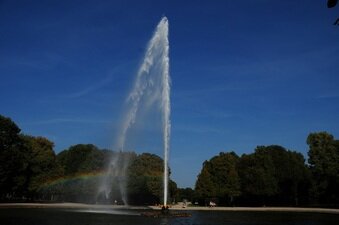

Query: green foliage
[
  {"left": 307, "top": 132, "right": 339, "bottom": 204},
  {"left": 169, "top": 180, "right": 178, "bottom": 203},
  {"left": 0, "top": 115, "right": 26, "bottom": 199},
  {"left": 195, "top": 152, "right": 240, "bottom": 205},
  {"left": 238, "top": 151, "right": 278, "bottom": 198},
  {"left": 21, "top": 135, "right": 62, "bottom": 196},
  {"left": 127, "top": 153, "right": 164, "bottom": 205},
  {"left": 128, "top": 153, "right": 164, "bottom": 176},
  {"left": 238, "top": 145, "right": 310, "bottom": 206},
  {"left": 53, "top": 145, "right": 123, "bottom": 203},
  {"left": 57, "top": 144, "right": 105, "bottom": 175},
  {"left": 177, "top": 187, "right": 194, "bottom": 202},
  {"left": 307, "top": 132, "right": 339, "bottom": 177},
  {"left": 0, "top": 115, "right": 21, "bottom": 150},
  {"left": 195, "top": 146, "right": 311, "bottom": 206},
  {"left": 2, "top": 114, "right": 339, "bottom": 207},
  {"left": 195, "top": 164, "right": 216, "bottom": 198}
]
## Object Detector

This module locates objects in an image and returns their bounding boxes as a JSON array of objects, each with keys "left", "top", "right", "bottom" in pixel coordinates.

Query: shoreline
[
  {"left": 159, "top": 206, "right": 339, "bottom": 214},
  {"left": 0, "top": 203, "right": 148, "bottom": 210},
  {"left": 0, "top": 203, "right": 339, "bottom": 214}
]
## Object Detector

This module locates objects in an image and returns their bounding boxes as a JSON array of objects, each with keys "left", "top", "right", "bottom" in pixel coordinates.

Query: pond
[{"left": 1, "top": 208, "right": 339, "bottom": 225}]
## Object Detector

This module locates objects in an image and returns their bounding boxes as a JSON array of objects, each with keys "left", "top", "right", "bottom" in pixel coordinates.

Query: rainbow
[{"left": 39, "top": 170, "right": 108, "bottom": 190}]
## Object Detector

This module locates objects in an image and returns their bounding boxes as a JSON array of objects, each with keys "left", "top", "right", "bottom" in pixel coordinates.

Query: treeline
[
  {"left": 193, "top": 134, "right": 339, "bottom": 207},
  {"left": 1, "top": 114, "right": 339, "bottom": 207},
  {"left": 0, "top": 115, "right": 176, "bottom": 204}
]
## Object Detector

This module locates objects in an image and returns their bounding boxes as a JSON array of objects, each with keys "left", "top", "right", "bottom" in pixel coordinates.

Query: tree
[
  {"left": 0, "top": 115, "right": 21, "bottom": 150},
  {"left": 169, "top": 179, "right": 178, "bottom": 204},
  {"left": 253, "top": 145, "right": 311, "bottom": 206},
  {"left": 195, "top": 152, "right": 241, "bottom": 206},
  {"left": 238, "top": 148, "right": 279, "bottom": 206},
  {"left": 57, "top": 144, "right": 105, "bottom": 175},
  {"left": 127, "top": 153, "right": 165, "bottom": 205},
  {"left": 20, "top": 135, "right": 62, "bottom": 199},
  {"left": 0, "top": 115, "right": 26, "bottom": 200},
  {"left": 55, "top": 144, "right": 110, "bottom": 203},
  {"left": 327, "top": 0, "right": 338, "bottom": 8},
  {"left": 307, "top": 132, "right": 339, "bottom": 204},
  {"left": 195, "top": 163, "right": 216, "bottom": 201},
  {"left": 177, "top": 187, "right": 194, "bottom": 203}
]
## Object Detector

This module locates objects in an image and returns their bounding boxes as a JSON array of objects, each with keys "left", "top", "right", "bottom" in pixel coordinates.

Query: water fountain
[{"left": 99, "top": 16, "right": 171, "bottom": 206}]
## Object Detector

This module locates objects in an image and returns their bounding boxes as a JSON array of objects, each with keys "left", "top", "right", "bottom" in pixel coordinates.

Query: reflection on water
[
  {"left": 72, "top": 208, "right": 140, "bottom": 216},
  {"left": 160, "top": 218, "right": 170, "bottom": 225},
  {"left": 0, "top": 208, "right": 339, "bottom": 225}
]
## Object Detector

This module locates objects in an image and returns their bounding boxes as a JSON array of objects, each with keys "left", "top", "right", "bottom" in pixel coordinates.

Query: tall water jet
[
  {"left": 160, "top": 18, "right": 170, "bottom": 206},
  {"left": 100, "top": 17, "right": 170, "bottom": 205}
]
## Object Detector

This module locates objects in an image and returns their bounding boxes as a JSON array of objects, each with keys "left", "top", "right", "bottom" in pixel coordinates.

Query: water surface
[{"left": 1, "top": 208, "right": 339, "bottom": 225}]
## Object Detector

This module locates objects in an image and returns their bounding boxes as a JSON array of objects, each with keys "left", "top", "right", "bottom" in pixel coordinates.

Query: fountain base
[
  {"left": 141, "top": 211, "right": 191, "bottom": 218},
  {"left": 141, "top": 206, "right": 191, "bottom": 218}
]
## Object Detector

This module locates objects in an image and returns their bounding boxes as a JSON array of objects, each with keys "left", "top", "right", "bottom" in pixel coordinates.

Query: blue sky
[{"left": 1, "top": 0, "right": 338, "bottom": 188}]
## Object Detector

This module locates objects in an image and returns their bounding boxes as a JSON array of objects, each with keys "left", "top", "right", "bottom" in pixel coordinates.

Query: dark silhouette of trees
[
  {"left": 21, "top": 135, "right": 62, "bottom": 200},
  {"left": 127, "top": 153, "right": 164, "bottom": 205},
  {"left": 238, "top": 149, "right": 278, "bottom": 205},
  {"left": 54, "top": 144, "right": 109, "bottom": 203},
  {"left": 196, "top": 146, "right": 311, "bottom": 206},
  {"left": 57, "top": 144, "right": 107, "bottom": 175},
  {"left": 177, "top": 187, "right": 194, "bottom": 202},
  {"left": 2, "top": 114, "right": 339, "bottom": 207},
  {"left": 326, "top": 0, "right": 339, "bottom": 25},
  {"left": 0, "top": 115, "right": 26, "bottom": 200},
  {"left": 327, "top": 0, "right": 338, "bottom": 8},
  {"left": 0, "top": 114, "right": 177, "bottom": 204},
  {"left": 307, "top": 132, "right": 339, "bottom": 205},
  {"left": 195, "top": 152, "right": 240, "bottom": 206},
  {"left": 238, "top": 146, "right": 310, "bottom": 206},
  {"left": 0, "top": 116, "right": 61, "bottom": 201}
]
